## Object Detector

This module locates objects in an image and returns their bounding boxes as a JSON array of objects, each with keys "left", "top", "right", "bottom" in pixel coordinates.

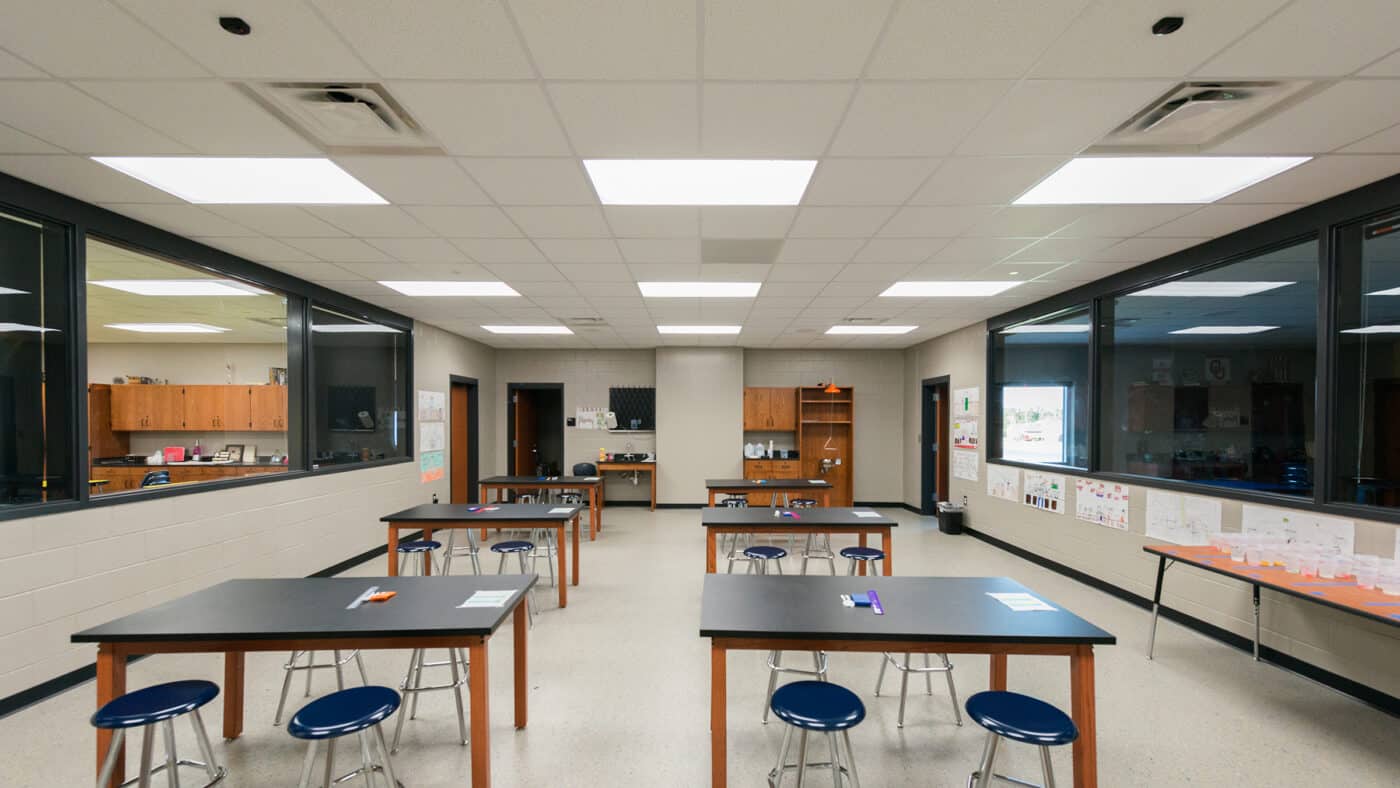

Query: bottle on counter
[
  {"left": 599, "top": 447, "right": 606, "bottom": 462},
  {"left": 192, "top": 439, "right": 201, "bottom": 461}
]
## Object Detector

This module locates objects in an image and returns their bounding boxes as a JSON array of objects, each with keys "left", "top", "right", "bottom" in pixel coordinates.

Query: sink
[{"left": 611, "top": 453, "right": 648, "bottom": 462}]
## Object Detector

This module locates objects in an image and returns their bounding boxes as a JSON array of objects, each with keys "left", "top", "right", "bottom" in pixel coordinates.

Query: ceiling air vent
[
  {"left": 566, "top": 317, "right": 609, "bottom": 330},
  {"left": 841, "top": 316, "right": 887, "bottom": 324},
  {"left": 240, "top": 82, "right": 444, "bottom": 154},
  {"left": 701, "top": 238, "right": 784, "bottom": 264},
  {"left": 1088, "top": 81, "right": 1316, "bottom": 153}
]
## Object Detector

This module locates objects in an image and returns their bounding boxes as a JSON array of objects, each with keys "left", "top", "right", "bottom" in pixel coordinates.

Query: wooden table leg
[
  {"left": 223, "top": 651, "right": 245, "bottom": 740},
  {"left": 593, "top": 485, "right": 602, "bottom": 536},
  {"left": 881, "top": 527, "right": 893, "bottom": 576},
  {"left": 706, "top": 529, "right": 718, "bottom": 573},
  {"left": 588, "top": 487, "right": 598, "bottom": 541},
  {"left": 557, "top": 524, "right": 568, "bottom": 609},
  {"left": 572, "top": 515, "right": 580, "bottom": 586},
  {"left": 989, "top": 654, "right": 1008, "bottom": 691},
  {"left": 422, "top": 528, "right": 433, "bottom": 575},
  {"left": 386, "top": 525, "right": 401, "bottom": 576},
  {"left": 708, "top": 490, "right": 716, "bottom": 507},
  {"left": 1070, "top": 646, "right": 1097, "bottom": 788},
  {"left": 96, "top": 643, "right": 127, "bottom": 788},
  {"left": 513, "top": 607, "right": 528, "bottom": 729},
  {"left": 857, "top": 532, "right": 868, "bottom": 576},
  {"left": 710, "top": 642, "right": 727, "bottom": 788},
  {"left": 469, "top": 637, "right": 491, "bottom": 787},
  {"left": 650, "top": 470, "right": 656, "bottom": 511}
]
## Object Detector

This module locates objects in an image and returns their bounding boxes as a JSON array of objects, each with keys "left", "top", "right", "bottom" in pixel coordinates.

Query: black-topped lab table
[
  {"left": 700, "top": 506, "right": 896, "bottom": 575},
  {"left": 480, "top": 475, "right": 604, "bottom": 539},
  {"left": 705, "top": 478, "right": 832, "bottom": 507},
  {"left": 700, "top": 574, "right": 1115, "bottom": 788},
  {"left": 73, "top": 575, "right": 533, "bottom": 788}
]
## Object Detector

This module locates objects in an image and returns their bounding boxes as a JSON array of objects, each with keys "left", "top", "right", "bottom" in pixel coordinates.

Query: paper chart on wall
[
  {"left": 1022, "top": 471, "right": 1065, "bottom": 514},
  {"left": 419, "top": 421, "right": 445, "bottom": 453},
  {"left": 417, "top": 389, "right": 445, "bottom": 422},
  {"left": 419, "top": 450, "right": 444, "bottom": 483},
  {"left": 952, "top": 418, "right": 979, "bottom": 450},
  {"left": 952, "top": 387, "right": 979, "bottom": 449},
  {"left": 987, "top": 465, "right": 1020, "bottom": 502},
  {"left": 1145, "top": 490, "right": 1222, "bottom": 545},
  {"left": 953, "top": 387, "right": 979, "bottom": 418},
  {"left": 952, "top": 448, "right": 978, "bottom": 481},
  {"left": 1241, "top": 504, "right": 1355, "bottom": 555},
  {"left": 1074, "top": 479, "right": 1129, "bottom": 530}
]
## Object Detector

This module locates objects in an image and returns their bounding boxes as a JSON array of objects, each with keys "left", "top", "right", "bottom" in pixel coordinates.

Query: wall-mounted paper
[
  {"left": 1146, "top": 491, "right": 1223, "bottom": 545},
  {"left": 1023, "top": 471, "right": 1065, "bottom": 514},
  {"left": 952, "top": 448, "right": 978, "bottom": 481},
  {"left": 1242, "top": 504, "right": 1354, "bottom": 554},
  {"left": 417, "top": 389, "right": 445, "bottom": 422},
  {"left": 952, "top": 387, "right": 979, "bottom": 449},
  {"left": 420, "top": 421, "right": 445, "bottom": 453},
  {"left": 419, "top": 450, "right": 444, "bottom": 483},
  {"left": 987, "top": 465, "right": 1019, "bottom": 502},
  {"left": 1074, "top": 479, "right": 1129, "bottom": 530},
  {"left": 953, "top": 387, "right": 979, "bottom": 418}
]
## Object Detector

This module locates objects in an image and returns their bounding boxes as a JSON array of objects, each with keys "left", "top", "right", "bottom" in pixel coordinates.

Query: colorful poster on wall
[
  {"left": 987, "top": 465, "right": 1019, "bottom": 502},
  {"left": 1022, "top": 471, "right": 1065, "bottom": 514},
  {"left": 952, "top": 448, "right": 978, "bottom": 481},
  {"left": 417, "top": 389, "right": 445, "bottom": 422},
  {"left": 1145, "top": 490, "right": 1222, "bottom": 545},
  {"left": 952, "top": 418, "right": 979, "bottom": 449},
  {"left": 419, "top": 450, "right": 444, "bottom": 483},
  {"left": 1242, "top": 504, "right": 1354, "bottom": 554},
  {"left": 1074, "top": 479, "right": 1129, "bottom": 530},
  {"left": 952, "top": 387, "right": 979, "bottom": 449}
]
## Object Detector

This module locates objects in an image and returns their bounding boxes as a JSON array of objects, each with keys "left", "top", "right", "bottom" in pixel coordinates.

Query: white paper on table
[
  {"left": 583, "top": 476, "right": 601, "bottom": 481},
  {"left": 987, "top": 592, "right": 1056, "bottom": 612},
  {"left": 808, "top": 479, "right": 824, "bottom": 484},
  {"left": 852, "top": 511, "right": 881, "bottom": 518},
  {"left": 548, "top": 507, "right": 575, "bottom": 514},
  {"left": 458, "top": 590, "right": 515, "bottom": 608}
]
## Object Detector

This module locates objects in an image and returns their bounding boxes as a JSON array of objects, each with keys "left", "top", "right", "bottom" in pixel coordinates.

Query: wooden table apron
[
  {"left": 704, "top": 524, "right": 893, "bottom": 575},
  {"left": 481, "top": 481, "right": 603, "bottom": 540},
  {"left": 707, "top": 638, "right": 1098, "bottom": 788},
  {"left": 705, "top": 485, "right": 832, "bottom": 507},
  {"left": 386, "top": 516, "right": 580, "bottom": 608},
  {"left": 597, "top": 461, "right": 657, "bottom": 510},
  {"left": 93, "top": 605, "right": 529, "bottom": 788}
]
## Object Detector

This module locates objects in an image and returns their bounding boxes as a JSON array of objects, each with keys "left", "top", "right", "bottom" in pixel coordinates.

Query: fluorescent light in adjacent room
[
  {"left": 0, "top": 286, "right": 28, "bottom": 295},
  {"left": 0, "top": 322, "right": 54, "bottom": 332},
  {"left": 583, "top": 159, "right": 816, "bottom": 205},
  {"left": 311, "top": 324, "right": 402, "bottom": 334},
  {"left": 91, "top": 279, "right": 270, "bottom": 296},
  {"left": 638, "top": 281, "right": 761, "bottom": 298},
  {"left": 90, "top": 157, "right": 386, "bottom": 204},
  {"left": 880, "top": 281, "right": 1022, "bottom": 297},
  {"left": 1341, "top": 325, "right": 1400, "bottom": 334},
  {"left": 657, "top": 325, "right": 742, "bottom": 335},
  {"left": 1366, "top": 286, "right": 1400, "bottom": 296},
  {"left": 481, "top": 325, "right": 574, "bottom": 335},
  {"left": 1002, "top": 324, "right": 1091, "bottom": 334},
  {"left": 1014, "top": 156, "right": 1310, "bottom": 204},
  {"left": 106, "top": 322, "right": 230, "bottom": 333},
  {"left": 1129, "top": 280, "right": 1293, "bottom": 297},
  {"left": 1169, "top": 325, "right": 1279, "bottom": 335},
  {"left": 379, "top": 281, "right": 520, "bottom": 297},
  {"left": 825, "top": 325, "right": 917, "bottom": 335}
]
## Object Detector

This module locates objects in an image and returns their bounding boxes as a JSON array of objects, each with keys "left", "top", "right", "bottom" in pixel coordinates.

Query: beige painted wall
[
  {"left": 656, "top": 347, "right": 744, "bottom": 504},
  {"left": 903, "top": 322, "right": 1400, "bottom": 697},
  {"left": 745, "top": 349, "right": 905, "bottom": 502},
  {"left": 0, "top": 322, "right": 496, "bottom": 699}
]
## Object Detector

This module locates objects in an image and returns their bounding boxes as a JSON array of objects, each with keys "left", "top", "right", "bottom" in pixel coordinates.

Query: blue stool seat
[
  {"left": 92, "top": 680, "right": 219, "bottom": 729},
  {"left": 839, "top": 546, "right": 885, "bottom": 561},
  {"left": 744, "top": 545, "right": 788, "bottom": 560},
  {"left": 770, "top": 680, "right": 865, "bottom": 732},
  {"left": 287, "top": 686, "right": 401, "bottom": 741},
  {"left": 491, "top": 540, "right": 534, "bottom": 554},
  {"left": 965, "top": 691, "right": 1078, "bottom": 746},
  {"left": 396, "top": 539, "right": 441, "bottom": 553}
]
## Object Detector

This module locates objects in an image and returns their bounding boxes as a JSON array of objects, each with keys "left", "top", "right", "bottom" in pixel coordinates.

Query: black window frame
[{"left": 987, "top": 303, "right": 1092, "bottom": 471}]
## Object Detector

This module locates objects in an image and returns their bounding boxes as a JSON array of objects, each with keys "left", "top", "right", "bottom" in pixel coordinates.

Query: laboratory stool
[
  {"left": 720, "top": 495, "right": 753, "bottom": 572},
  {"left": 389, "top": 539, "right": 470, "bottom": 751},
  {"left": 840, "top": 546, "right": 885, "bottom": 576},
  {"left": 744, "top": 545, "right": 787, "bottom": 575},
  {"left": 767, "top": 680, "right": 864, "bottom": 787},
  {"left": 93, "top": 679, "right": 225, "bottom": 788},
  {"left": 395, "top": 539, "right": 441, "bottom": 574},
  {"left": 288, "top": 686, "right": 402, "bottom": 788},
  {"left": 964, "top": 691, "right": 1078, "bottom": 788},
  {"left": 874, "top": 651, "right": 961, "bottom": 728},
  {"left": 442, "top": 528, "right": 482, "bottom": 575},
  {"left": 492, "top": 540, "right": 539, "bottom": 624},
  {"left": 790, "top": 498, "right": 834, "bottom": 575}
]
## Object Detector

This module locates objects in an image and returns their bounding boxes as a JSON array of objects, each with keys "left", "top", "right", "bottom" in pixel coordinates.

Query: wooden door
[
  {"left": 513, "top": 389, "right": 538, "bottom": 475},
  {"left": 451, "top": 383, "right": 470, "bottom": 504},
  {"left": 87, "top": 384, "right": 129, "bottom": 468},
  {"left": 250, "top": 386, "right": 287, "bottom": 430},
  {"left": 769, "top": 388, "right": 797, "bottom": 431}
]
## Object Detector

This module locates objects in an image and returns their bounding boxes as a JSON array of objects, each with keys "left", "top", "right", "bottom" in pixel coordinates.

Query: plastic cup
[
  {"left": 1299, "top": 547, "right": 1320, "bottom": 577},
  {"left": 1317, "top": 555, "right": 1337, "bottom": 579},
  {"left": 1379, "top": 560, "right": 1400, "bottom": 596},
  {"left": 1245, "top": 535, "right": 1265, "bottom": 567},
  {"left": 1229, "top": 535, "right": 1246, "bottom": 563},
  {"left": 1283, "top": 547, "right": 1302, "bottom": 574},
  {"left": 1355, "top": 555, "right": 1380, "bottom": 589},
  {"left": 1333, "top": 555, "right": 1354, "bottom": 581}
]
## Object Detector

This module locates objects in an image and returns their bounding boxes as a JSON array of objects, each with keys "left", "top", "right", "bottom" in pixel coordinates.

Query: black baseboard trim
[
  {"left": 602, "top": 499, "right": 651, "bottom": 507},
  {"left": 853, "top": 501, "right": 909, "bottom": 509},
  {"left": 0, "top": 531, "right": 418, "bottom": 720},
  {"left": 963, "top": 526, "right": 1400, "bottom": 718},
  {"left": 656, "top": 503, "right": 705, "bottom": 510}
]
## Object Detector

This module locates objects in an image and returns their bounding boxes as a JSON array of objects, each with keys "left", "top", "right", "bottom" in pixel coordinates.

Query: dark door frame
[
  {"left": 449, "top": 375, "right": 479, "bottom": 503},
  {"left": 921, "top": 376, "right": 951, "bottom": 516},
  {"left": 505, "top": 382, "right": 564, "bottom": 475}
]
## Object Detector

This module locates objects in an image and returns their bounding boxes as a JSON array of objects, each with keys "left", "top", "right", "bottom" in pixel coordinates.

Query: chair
[
  {"left": 93, "top": 679, "right": 225, "bottom": 788},
  {"left": 140, "top": 470, "right": 171, "bottom": 488},
  {"left": 288, "top": 686, "right": 401, "bottom": 788},
  {"left": 391, "top": 539, "right": 469, "bottom": 752},
  {"left": 964, "top": 691, "right": 1078, "bottom": 788},
  {"left": 493, "top": 540, "right": 539, "bottom": 625},
  {"left": 767, "top": 680, "right": 864, "bottom": 787}
]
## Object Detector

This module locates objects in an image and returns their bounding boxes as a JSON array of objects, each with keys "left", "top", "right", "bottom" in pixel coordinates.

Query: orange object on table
[{"left": 367, "top": 591, "right": 397, "bottom": 603}]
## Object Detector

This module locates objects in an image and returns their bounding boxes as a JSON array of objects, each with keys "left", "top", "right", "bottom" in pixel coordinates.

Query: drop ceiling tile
[
  {"left": 448, "top": 238, "right": 545, "bottom": 263},
  {"left": 282, "top": 238, "right": 393, "bottom": 263},
  {"left": 869, "top": 0, "right": 1087, "bottom": 79},
  {"left": 305, "top": 207, "right": 431, "bottom": 237},
  {"left": 0, "top": 155, "right": 181, "bottom": 203},
  {"left": 604, "top": 207, "right": 699, "bottom": 238},
  {"left": 833, "top": 263, "right": 917, "bottom": 282},
  {"left": 549, "top": 82, "right": 698, "bottom": 157},
  {"left": 617, "top": 239, "right": 700, "bottom": 264},
  {"left": 704, "top": 0, "right": 895, "bottom": 79},
  {"left": 504, "top": 207, "right": 612, "bottom": 238},
  {"left": 1221, "top": 154, "right": 1400, "bottom": 204},
  {"left": 980, "top": 261, "right": 1069, "bottom": 279},
  {"left": 766, "top": 263, "right": 843, "bottom": 282},
  {"left": 1006, "top": 236, "right": 1120, "bottom": 263},
  {"left": 402, "top": 262, "right": 495, "bottom": 279},
  {"left": 265, "top": 262, "right": 361, "bottom": 282},
  {"left": 628, "top": 263, "right": 702, "bottom": 280},
  {"left": 536, "top": 239, "right": 623, "bottom": 264},
  {"left": 1363, "top": 49, "right": 1400, "bottom": 77},
  {"left": 0, "top": 1, "right": 206, "bottom": 78},
  {"left": 101, "top": 204, "right": 256, "bottom": 238},
  {"left": 911, "top": 156, "right": 1065, "bottom": 205},
  {"left": 830, "top": 82, "right": 1011, "bottom": 156},
  {"left": 957, "top": 80, "right": 1173, "bottom": 155},
  {"left": 700, "top": 263, "right": 770, "bottom": 280},
  {"left": 765, "top": 282, "right": 826, "bottom": 298},
  {"left": 0, "top": 48, "right": 43, "bottom": 78},
  {"left": 788, "top": 207, "right": 896, "bottom": 238},
  {"left": 333, "top": 157, "right": 490, "bottom": 206},
  {"left": 1199, "top": 0, "right": 1400, "bottom": 78},
  {"left": 851, "top": 239, "right": 949, "bottom": 264},
  {"left": 116, "top": 0, "right": 373, "bottom": 79},
  {"left": 929, "top": 237, "right": 1036, "bottom": 264},
  {"left": 1341, "top": 123, "right": 1400, "bottom": 154},
  {"left": 802, "top": 158, "right": 941, "bottom": 206},
  {"left": 1080, "top": 236, "right": 1212, "bottom": 263},
  {"left": 203, "top": 207, "right": 348, "bottom": 237},
  {"left": 963, "top": 206, "right": 1090, "bottom": 237},
  {"left": 511, "top": 281, "right": 581, "bottom": 298},
  {"left": 310, "top": 0, "right": 532, "bottom": 78},
  {"left": 1214, "top": 80, "right": 1400, "bottom": 154},
  {"left": 404, "top": 206, "right": 522, "bottom": 238},
  {"left": 0, "top": 82, "right": 188, "bottom": 154},
  {"left": 700, "top": 82, "right": 854, "bottom": 157},
  {"left": 773, "top": 239, "right": 864, "bottom": 263},
  {"left": 0, "top": 123, "right": 63, "bottom": 154},
  {"left": 194, "top": 236, "right": 318, "bottom": 263},
  {"left": 458, "top": 158, "right": 597, "bottom": 206},
  {"left": 482, "top": 263, "right": 565, "bottom": 282},
  {"left": 392, "top": 82, "right": 571, "bottom": 156},
  {"left": 1051, "top": 206, "right": 1198, "bottom": 238},
  {"left": 553, "top": 263, "right": 633, "bottom": 282},
  {"left": 700, "top": 207, "right": 797, "bottom": 239},
  {"left": 1141, "top": 204, "right": 1302, "bottom": 238},
  {"left": 511, "top": 0, "right": 696, "bottom": 79},
  {"left": 878, "top": 206, "right": 999, "bottom": 237},
  {"left": 367, "top": 237, "right": 468, "bottom": 263}
]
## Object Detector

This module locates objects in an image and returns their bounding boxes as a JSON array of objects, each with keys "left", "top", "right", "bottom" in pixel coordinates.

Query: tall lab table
[
  {"left": 704, "top": 478, "right": 832, "bottom": 507},
  {"left": 383, "top": 503, "right": 580, "bottom": 608},
  {"left": 73, "top": 576, "right": 533, "bottom": 788},
  {"left": 701, "top": 506, "right": 895, "bottom": 575},
  {"left": 480, "top": 475, "right": 604, "bottom": 539},
  {"left": 701, "top": 574, "right": 1115, "bottom": 788}
]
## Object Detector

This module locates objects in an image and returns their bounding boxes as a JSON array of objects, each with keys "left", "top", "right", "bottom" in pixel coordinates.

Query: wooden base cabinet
[{"left": 92, "top": 465, "right": 286, "bottom": 494}]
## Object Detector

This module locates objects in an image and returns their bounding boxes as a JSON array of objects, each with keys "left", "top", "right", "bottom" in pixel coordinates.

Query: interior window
[
  {"left": 310, "top": 306, "right": 408, "bottom": 467},
  {"left": 991, "top": 306, "right": 1090, "bottom": 469}
]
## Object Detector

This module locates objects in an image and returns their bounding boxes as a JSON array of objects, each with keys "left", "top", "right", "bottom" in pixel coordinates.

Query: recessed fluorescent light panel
[
  {"left": 1129, "top": 281, "right": 1293, "bottom": 297},
  {"left": 379, "top": 281, "right": 520, "bottom": 297},
  {"left": 1002, "top": 324, "right": 1091, "bottom": 334},
  {"left": 880, "top": 281, "right": 1023, "bottom": 297},
  {"left": 106, "top": 323, "right": 230, "bottom": 333},
  {"left": 1366, "top": 286, "right": 1400, "bottom": 296},
  {"left": 1015, "top": 156, "right": 1309, "bottom": 204},
  {"left": 1341, "top": 325, "right": 1400, "bottom": 334},
  {"left": 311, "top": 324, "right": 402, "bottom": 334},
  {"left": 825, "top": 325, "right": 917, "bottom": 335},
  {"left": 638, "top": 281, "right": 761, "bottom": 298},
  {"left": 0, "top": 322, "right": 55, "bottom": 332},
  {"left": 657, "top": 325, "right": 742, "bottom": 335},
  {"left": 584, "top": 159, "right": 816, "bottom": 205},
  {"left": 0, "top": 286, "right": 29, "bottom": 295},
  {"left": 481, "top": 325, "right": 574, "bottom": 335},
  {"left": 91, "top": 279, "right": 270, "bottom": 296},
  {"left": 90, "top": 157, "right": 386, "bottom": 204},
  {"left": 1169, "top": 325, "right": 1279, "bottom": 335}
]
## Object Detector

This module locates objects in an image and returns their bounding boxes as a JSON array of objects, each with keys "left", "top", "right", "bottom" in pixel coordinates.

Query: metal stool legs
[
  {"left": 442, "top": 529, "right": 482, "bottom": 575},
  {"left": 844, "top": 556, "right": 883, "bottom": 576},
  {"left": 767, "top": 725, "right": 861, "bottom": 787},
  {"left": 967, "top": 732, "right": 1056, "bottom": 788},
  {"left": 761, "top": 651, "right": 828, "bottom": 723},
  {"left": 96, "top": 709, "right": 226, "bottom": 788},
  {"left": 274, "top": 650, "right": 369, "bottom": 726},
  {"left": 497, "top": 549, "right": 538, "bottom": 625},
  {"left": 529, "top": 528, "right": 558, "bottom": 587},
  {"left": 390, "top": 647, "right": 470, "bottom": 752},
  {"left": 800, "top": 533, "right": 836, "bottom": 575},
  {"left": 875, "top": 652, "right": 962, "bottom": 728},
  {"left": 725, "top": 532, "right": 754, "bottom": 573},
  {"left": 297, "top": 724, "right": 401, "bottom": 788}
]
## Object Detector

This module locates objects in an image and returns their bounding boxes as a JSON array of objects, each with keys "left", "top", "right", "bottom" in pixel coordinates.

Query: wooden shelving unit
[{"left": 797, "top": 386, "right": 853, "bottom": 506}]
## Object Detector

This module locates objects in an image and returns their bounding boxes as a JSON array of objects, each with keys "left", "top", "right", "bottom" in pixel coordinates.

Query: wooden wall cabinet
[
  {"left": 107, "top": 384, "right": 286, "bottom": 432},
  {"left": 743, "top": 387, "right": 797, "bottom": 431},
  {"left": 798, "top": 386, "right": 854, "bottom": 506},
  {"left": 110, "top": 384, "right": 185, "bottom": 430},
  {"left": 184, "top": 385, "right": 254, "bottom": 430},
  {"left": 250, "top": 385, "right": 288, "bottom": 430}
]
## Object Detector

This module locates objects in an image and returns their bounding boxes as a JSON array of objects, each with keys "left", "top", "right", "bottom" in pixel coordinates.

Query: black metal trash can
[{"left": 936, "top": 502, "right": 964, "bottom": 535}]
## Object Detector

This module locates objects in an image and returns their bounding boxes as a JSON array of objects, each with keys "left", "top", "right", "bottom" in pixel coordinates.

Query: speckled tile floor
[{"left": 2, "top": 507, "right": 1397, "bottom": 787}]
